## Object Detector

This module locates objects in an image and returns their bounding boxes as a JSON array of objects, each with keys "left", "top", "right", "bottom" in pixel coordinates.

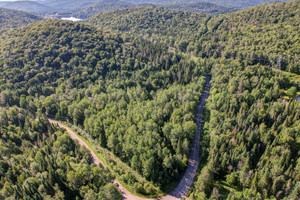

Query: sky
[{"left": 0, "top": 0, "right": 39, "bottom": 1}]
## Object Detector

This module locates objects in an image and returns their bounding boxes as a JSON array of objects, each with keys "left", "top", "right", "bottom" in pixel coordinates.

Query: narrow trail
[{"left": 48, "top": 76, "right": 210, "bottom": 200}]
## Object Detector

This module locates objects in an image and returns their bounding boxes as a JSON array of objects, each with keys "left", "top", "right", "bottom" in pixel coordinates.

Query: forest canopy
[
  {"left": 0, "top": 0, "right": 299, "bottom": 199},
  {"left": 0, "top": 19, "right": 206, "bottom": 195},
  {"left": 87, "top": 1, "right": 299, "bottom": 199},
  {"left": 0, "top": 108, "right": 122, "bottom": 199}
]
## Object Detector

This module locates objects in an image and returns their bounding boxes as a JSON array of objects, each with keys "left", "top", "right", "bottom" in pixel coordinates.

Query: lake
[{"left": 61, "top": 17, "right": 82, "bottom": 22}]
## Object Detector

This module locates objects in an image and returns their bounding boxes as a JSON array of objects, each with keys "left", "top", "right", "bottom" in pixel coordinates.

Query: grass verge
[{"left": 53, "top": 120, "right": 164, "bottom": 198}]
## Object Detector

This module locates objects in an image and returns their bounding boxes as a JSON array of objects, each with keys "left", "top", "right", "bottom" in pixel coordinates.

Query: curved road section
[
  {"left": 168, "top": 76, "right": 210, "bottom": 199},
  {"left": 49, "top": 77, "right": 210, "bottom": 200}
]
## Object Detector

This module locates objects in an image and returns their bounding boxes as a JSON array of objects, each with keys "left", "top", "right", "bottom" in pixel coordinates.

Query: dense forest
[
  {"left": 0, "top": 8, "right": 42, "bottom": 32},
  {"left": 0, "top": 0, "right": 290, "bottom": 18},
  {"left": 191, "top": 3, "right": 300, "bottom": 198},
  {"left": 192, "top": 57, "right": 299, "bottom": 200},
  {"left": 163, "top": 2, "right": 238, "bottom": 15},
  {"left": 87, "top": 1, "right": 300, "bottom": 199},
  {"left": 0, "top": 19, "right": 206, "bottom": 196},
  {"left": 72, "top": 1, "right": 155, "bottom": 19},
  {"left": 73, "top": 1, "right": 237, "bottom": 19},
  {"left": 132, "top": 0, "right": 290, "bottom": 8},
  {"left": 0, "top": 0, "right": 299, "bottom": 199},
  {"left": 88, "top": 1, "right": 299, "bottom": 74},
  {"left": 0, "top": 108, "right": 121, "bottom": 199},
  {"left": 86, "top": 7, "right": 209, "bottom": 49}
]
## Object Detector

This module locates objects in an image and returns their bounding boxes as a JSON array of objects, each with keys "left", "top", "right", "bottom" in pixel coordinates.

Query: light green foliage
[{"left": 286, "top": 86, "right": 297, "bottom": 98}]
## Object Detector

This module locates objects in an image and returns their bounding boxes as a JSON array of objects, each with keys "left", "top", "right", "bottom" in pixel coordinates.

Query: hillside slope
[
  {"left": 75, "top": 1, "right": 236, "bottom": 19},
  {"left": 126, "top": 0, "right": 291, "bottom": 8},
  {"left": 201, "top": 0, "right": 300, "bottom": 74},
  {"left": 87, "top": 1, "right": 299, "bottom": 74},
  {"left": 0, "top": 19, "right": 206, "bottom": 196},
  {"left": 86, "top": 7, "right": 209, "bottom": 45},
  {"left": 194, "top": 2, "right": 299, "bottom": 199},
  {"left": 88, "top": 1, "right": 299, "bottom": 199},
  {"left": 164, "top": 2, "right": 238, "bottom": 15},
  {"left": 44, "top": 0, "right": 96, "bottom": 10},
  {"left": 0, "top": 1, "right": 299, "bottom": 199},
  {"left": 0, "top": 108, "right": 122, "bottom": 199},
  {"left": 0, "top": 7, "right": 43, "bottom": 32},
  {"left": 73, "top": 1, "right": 155, "bottom": 19}
]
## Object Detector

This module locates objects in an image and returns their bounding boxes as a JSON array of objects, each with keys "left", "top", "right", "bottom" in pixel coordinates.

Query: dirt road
[
  {"left": 168, "top": 76, "right": 210, "bottom": 198},
  {"left": 48, "top": 76, "right": 210, "bottom": 200}
]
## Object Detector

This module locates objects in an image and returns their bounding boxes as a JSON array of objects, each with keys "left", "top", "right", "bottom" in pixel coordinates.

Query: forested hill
[
  {"left": 89, "top": 1, "right": 299, "bottom": 199},
  {"left": 0, "top": 8, "right": 43, "bottom": 32},
  {"left": 0, "top": 1, "right": 299, "bottom": 199},
  {"left": 0, "top": 19, "right": 206, "bottom": 196},
  {"left": 138, "top": 0, "right": 291, "bottom": 8},
  {"left": 202, "top": 0, "right": 300, "bottom": 74},
  {"left": 86, "top": 7, "right": 209, "bottom": 45},
  {"left": 87, "top": 1, "right": 299, "bottom": 74},
  {"left": 73, "top": 1, "right": 236, "bottom": 19},
  {"left": 0, "top": 1, "right": 53, "bottom": 15},
  {"left": 0, "top": 0, "right": 289, "bottom": 18},
  {"left": 192, "top": 3, "right": 300, "bottom": 198},
  {"left": 72, "top": 1, "right": 155, "bottom": 19},
  {"left": 164, "top": 2, "right": 238, "bottom": 15}
]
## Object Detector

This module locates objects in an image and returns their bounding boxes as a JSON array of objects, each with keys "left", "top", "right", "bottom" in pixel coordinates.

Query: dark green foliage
[
  {"left": 202, "top": 1, "right": 300, "bottom": 74},
  {"left": 88, "top": 1, "right": 299, "bottom": 74},
  {"left": 192, "top": 61, "right": 299, "bottom": 199},
  {"left": 86, "top": 7, "right": 209, "bottom": 51},
  {"left": 0, "top": 1, "right": 299, "bottom": 199},
  {"left": 87, "top": 1, "right": 299, "bottom": 199},
  {"left": 0, "top": 19, "right": 206, "bottom": 193},
  {"left": 0, "top": 20, "right": 123, "bottom": 97},
  {"left": 0, "top": 108, "right": 120, "bottom": 199}
]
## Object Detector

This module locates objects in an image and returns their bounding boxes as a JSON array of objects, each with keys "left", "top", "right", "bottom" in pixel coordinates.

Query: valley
[{"left": 0, "top": 1, "right": 299, "bottom": 200}]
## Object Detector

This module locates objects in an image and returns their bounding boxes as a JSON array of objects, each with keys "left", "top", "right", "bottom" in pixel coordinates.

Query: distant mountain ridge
[
  {"left": 0, "top": 0, "right": 292, "bottom": 17},
  {"left": 60, "top": 0, "right": 239, "bottom": 19},
  {"left": 164, "top": 2, "right": 238, "bottom": 15},
  {"left": 71, "top": 1, "right": 156, "bottom": 19},
  {"left": 126, "top": 0, "right": 291, "bottom": 8},
  {"left": 1, "top": 1, "right": 53, "bottom": 15},
  {"left": 0, "top": 1, "right": 10, "bottom": 7}
]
